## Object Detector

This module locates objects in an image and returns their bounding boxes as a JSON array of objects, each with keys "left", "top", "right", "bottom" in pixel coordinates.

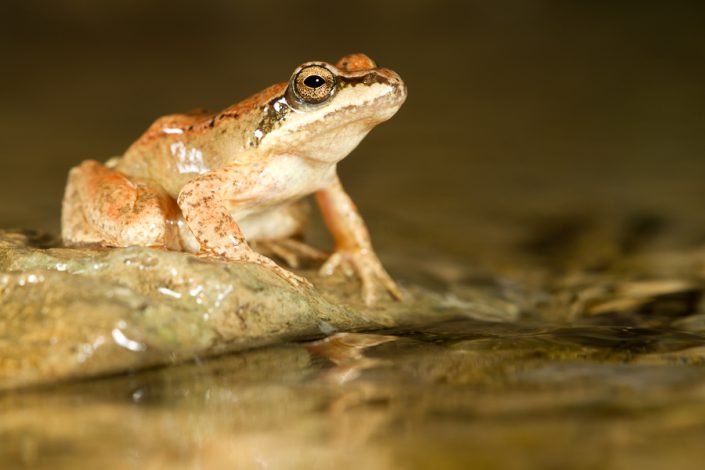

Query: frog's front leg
[
  {"left": 316, "top": 176, "right": 402, "bottom": 305},
  {"left": 177, "top": 165, "right": 310, "bottom": 288}
]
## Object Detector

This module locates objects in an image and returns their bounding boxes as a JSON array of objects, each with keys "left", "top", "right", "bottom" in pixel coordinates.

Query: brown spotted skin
[
  {"left": 62, "top": 53, "right": 407, "bottom": 304},
  {"left": 117, "top": 83, "right": 289, "bottom": 197}
]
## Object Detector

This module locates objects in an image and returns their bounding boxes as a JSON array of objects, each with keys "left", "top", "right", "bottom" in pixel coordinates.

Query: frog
[{"left": 61, "top": 53, "right": 406, "bottom": 305}]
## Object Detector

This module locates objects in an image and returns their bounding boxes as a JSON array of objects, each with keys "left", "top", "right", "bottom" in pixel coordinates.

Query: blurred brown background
[{"left": 1, "top": 1, "right": 704, "bottom": 263}]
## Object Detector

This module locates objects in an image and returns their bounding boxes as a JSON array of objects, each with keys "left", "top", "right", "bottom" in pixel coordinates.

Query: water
[
  {"left": 4, "top": 321, "right": 705, "bottom": 469},
  {"left": 2, "top": 1, "right": 705, "bottom": 468}
]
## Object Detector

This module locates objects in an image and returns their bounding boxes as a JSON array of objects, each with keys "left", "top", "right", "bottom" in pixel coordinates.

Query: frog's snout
[{"left": 374, "top": 68, "right": 407, "bottom": 106}]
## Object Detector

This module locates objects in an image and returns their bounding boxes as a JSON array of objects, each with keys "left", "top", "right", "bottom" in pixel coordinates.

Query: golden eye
[{"left": 292, "top": 65, "right": 336, "bottom": 104}]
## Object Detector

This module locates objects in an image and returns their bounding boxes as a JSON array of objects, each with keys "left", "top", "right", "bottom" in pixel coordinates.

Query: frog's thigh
[
  {"left": 62, "top": 160, "right": 180, "bottom": 249},
  {"left": 238, "top": 200, "right": 310, "bottom": 241}
]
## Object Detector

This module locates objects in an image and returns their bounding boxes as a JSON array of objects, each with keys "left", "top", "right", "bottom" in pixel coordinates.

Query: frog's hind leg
[
  {"left": 61, "top": 160, "right": 182, "bottom": 250},
  {"left": 244, "top": 201, "right": 326, "bottom": 268},
  {"left": 252, "top": 238, "right": 327, "bottom": 269}
]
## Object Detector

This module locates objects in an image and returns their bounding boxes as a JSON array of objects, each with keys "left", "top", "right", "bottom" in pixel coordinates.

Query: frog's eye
[{"left": 292, "top": 65, "right": 336, "bottom": 105}]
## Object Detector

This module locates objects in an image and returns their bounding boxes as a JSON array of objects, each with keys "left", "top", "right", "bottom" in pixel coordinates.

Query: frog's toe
[
  {"left": 358, "top": 258, "right": 404, "bottom": 306},
  {"left": 319, "top": 251, "right": 355, "bottom": 278},
  {"left": 320, "top": 249, "right": 403, "bottom": 305},
  {"left": 249, "top": 252, "right": 313, "bottom": 289},
  {"left": 374, "top": 266, "right": 404, "bottom": 302},
  {"left": 253, "top": 238, "right": 327, "bottom": 269},
  {"left": 281, "top": 269, "right": 314, "bottom": 290}
]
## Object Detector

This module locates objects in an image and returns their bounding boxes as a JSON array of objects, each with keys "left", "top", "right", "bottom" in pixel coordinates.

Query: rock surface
[{"left": 0, "top": 231, "right": 513, "bottom": 390}]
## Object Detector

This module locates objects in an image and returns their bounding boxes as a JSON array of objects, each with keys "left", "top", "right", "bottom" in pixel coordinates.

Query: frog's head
[{"left": 256, "top": 54, "right": 407, "bottom": 163}]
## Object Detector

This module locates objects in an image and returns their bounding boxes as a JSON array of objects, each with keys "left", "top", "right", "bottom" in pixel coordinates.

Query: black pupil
[{"left": 303, "top": 75, "right": 325, "bottom": 88}]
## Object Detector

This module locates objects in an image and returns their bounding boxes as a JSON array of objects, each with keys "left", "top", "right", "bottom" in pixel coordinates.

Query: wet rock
[{"left": 0, "top": 230, "right": 505, "bottom": 390}]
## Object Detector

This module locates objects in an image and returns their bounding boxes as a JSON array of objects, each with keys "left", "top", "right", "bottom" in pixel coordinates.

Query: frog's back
[
  {"left": 131, "top": 108, "right": 213, "bottom": 147},
  {"left": 115, "top": 83, "right": 287, "bottom": 197}
]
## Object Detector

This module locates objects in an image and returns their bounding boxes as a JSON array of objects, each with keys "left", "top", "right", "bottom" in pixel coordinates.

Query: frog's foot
[
  {"left": 198, "top": 248, "right": 313, "bottom": 290},
  {"left": 244, "top": 251, "right": 313, "bottom": 289},
  {"left": 319, "top": 248, "right": 403, "bottom": 305},
  {"left": 251, "top": 238, "right": 327, "bottom": 269}
]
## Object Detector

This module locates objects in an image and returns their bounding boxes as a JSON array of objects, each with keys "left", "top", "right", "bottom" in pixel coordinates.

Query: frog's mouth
[{"left": 323, "top": 77, "right": 406, "bottom": 123}]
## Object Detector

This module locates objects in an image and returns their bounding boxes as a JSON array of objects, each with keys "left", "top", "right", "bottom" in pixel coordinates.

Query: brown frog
[{"left": 62, "top": 53, "right": 407, "bottom": 304}]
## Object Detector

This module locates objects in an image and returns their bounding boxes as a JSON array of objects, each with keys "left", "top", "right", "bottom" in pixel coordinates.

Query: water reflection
[{"left": 4, "top": 319, "right": 705, "bottom": 468}]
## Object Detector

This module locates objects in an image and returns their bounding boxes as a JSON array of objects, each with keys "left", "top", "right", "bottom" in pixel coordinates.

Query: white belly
[
  {"left": 237, "top": 200, "right": 311, "bottom": 240},
  {"left": 229, "top": 155, "right": 334, "bottom": 240}
]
